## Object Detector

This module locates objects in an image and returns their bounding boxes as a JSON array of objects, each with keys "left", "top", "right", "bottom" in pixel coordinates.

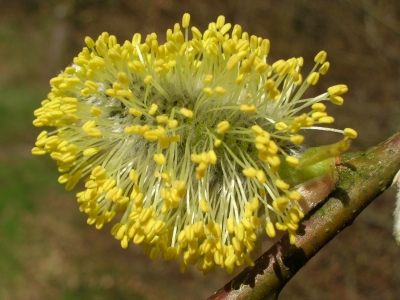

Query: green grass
[{"left": 0, "top": 83, "right": 63, "bottom": 291}]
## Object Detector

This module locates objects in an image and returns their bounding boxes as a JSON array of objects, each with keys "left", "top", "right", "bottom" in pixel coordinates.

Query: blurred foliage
[{"left": 0, "top": 0, "right": 399, "bottom": 299}]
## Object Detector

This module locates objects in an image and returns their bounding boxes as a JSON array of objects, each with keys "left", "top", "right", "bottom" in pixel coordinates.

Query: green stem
[{"left": 208, "top": 130, "right": 400, "bottom": 300}]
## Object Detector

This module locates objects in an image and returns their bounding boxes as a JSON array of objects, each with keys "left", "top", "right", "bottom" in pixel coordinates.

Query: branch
[{"left": 209, "top": 131, "right": 400, "bottom": 300}]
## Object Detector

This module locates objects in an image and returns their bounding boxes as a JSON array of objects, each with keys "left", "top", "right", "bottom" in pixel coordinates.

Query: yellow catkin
[{"left": 31, "top": 12, "right": 356, "bottom": 275}]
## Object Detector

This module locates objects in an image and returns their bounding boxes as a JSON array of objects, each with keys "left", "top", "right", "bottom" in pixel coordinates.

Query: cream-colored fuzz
[{"left": 32, "top": 13, "right": 357, "bottom": 274}]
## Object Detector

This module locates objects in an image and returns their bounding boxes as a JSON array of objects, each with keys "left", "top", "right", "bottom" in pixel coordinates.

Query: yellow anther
[
  {"left": 118, "top": 72, "right": 130, "bottom": 86},
  {"left": 85, "top": 128, "right": 102, "bottom": 138},
  {"left": 266, "top": 222, "right": 276, "bottom": 238},
  {"left": 264, "top": 79, "right": 275, "bottom": 91},
  {"left": 314, "top": 50, "right": 327, "bottom": 64},
  {"left": 312, "top": 103, "right": 326, "bottom": 112},
  {"left": 286, "top": 156, "right": 299, "bottom": 167},
  {"left": 275, "top": 222, "right": 287, "bottom": 231},
  {"left": 149, "top": 103, "right": 158, "bottom": 115},
  {"left": 330, "top": 95, "right": 344, "bottom": 105},
  {"left": 242, "top": 167, "right": 257, "bottom": 178},
  {"left": 226, "top": 54, "right": 241, "bottom": 71},
  {"left": 144, "top": 75, "right": 153, "bottom": 85},
  {"left": 179, "top": 107, "right": 193, "bottom": 118},
  {"left": 327, "top": 84, "right": 348, "bottom": 96},
  {"left": 235, "top": 74, "right": 244, "bottom": 85},
  {"left": 287, "top": 191, "right": 302, "bottom": 201},
  {"left": 65, "top": 67, "right": 76, "bottom": 75},
  {"left": 129, "top": 108, "right": 143, "bottom": 117},
  {"left": 167, "top": 119, "right": 178, "bottom": 128},
  {"left": 220, "top": 23, "right": 231, "bottom": 36},
  {"left": 275, "top": 179, "right": 290, "bottom": 190},
  {"left": 128, "top": 61, "right": 145, "bottom": 73},
  {"left": 83, "top": 147, "right": 98, "bottom": 157},
  {"left": 92, "top": 165, "right": 106, "bottom": 178},
  {"left": 214, "top": 139, "right": 222, "bottom": 147},
  {"left": 156, "top": 115, "right": 169, "bottom": 124},
  {"left": 312, "top": 111, "right": 328, "bottom": 120},
  {"left": 251, "top": 125, "right": 263, "bottom": 135},
  {"left": 319, "top": 61, "right": 330, "bottom": 75},
  {"left": 85, "top": 80, "right": 98, "bottom": 91},
  {"left": 255, "top": 62, "right": 268, "bottom": 74},
  {"left": 199, "top": 199, "right": 211, "bottom": 213},
  {"left": 240, "top": 104, "right": 257, "bottom": 113},
  {"left": 255, "top": 170, "right": 266, "bottom": 184},
  {"left": 204, "top": 74, "right": 213, "bottom": 84},
  {"left": 90, "top": 106, "right": 102, "bottom": 116},
  {"left": 129, "top": 169, "right": 139, "bottom": 182},
  {"left": 144, "top": 130, "right": 159, "bottom": 141},
  {"left": 131, "top": 33, "right": 141, "bottom": 46},
  {"left": 203, "top": 87, "right": 214, "bottom": 96},
  {"left": 217, "top": 120, "right": 230, "bottom": 134},
  {"left": 216, "top": 15, "right": 225, "bottom": 29},
  {"left": 207, "top": 150, "right": 217, "bottom": 164},
  {"left": 227, "top": 218, "right": 235, "bottom": 234},
  {"left": 31, "top": 147, "right": 46, "bottom": 156},
  {"left": 306, "top": 72, "right": 320, "bottom": 85},
  {"left": 182, "top": 13, "right": 190, "bottom": 29},
  {"left": 344, "top": 128, "right": 358, "bottom": 139},
  {"left": 215, "top": 86, "right": 226, "bottom": 95},
  {"left": 191, "top": 26, "right": 202, "bottom": 39},
  {"left": 319, "top": 116, "right": 335, "bottom": 124},
  {"left": 261, "top": 39, "right": 270, "bottom": 55},
  {"left": 154, "top": 153, "right": 166, "bottom": 165},
  {"left": 290, "top": 135, "right": 304, "bottom": 145}
]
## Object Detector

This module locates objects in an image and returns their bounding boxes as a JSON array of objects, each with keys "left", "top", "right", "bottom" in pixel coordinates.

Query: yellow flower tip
[
  {"left": 319, "top": 61, "right": 330, "bottom": 75},
  {"left": 182, "top": 13, "right": 191, "bottom": 29},
  {"left": 330, "top": 95, "right": 344, "bottom": 105},
  {"left": 266, "top": 222, "right": 276, "bottom": 238},
  {"left": 286, "top": 156, "right": 299, "bottom": 167},
  {"left": 240, "top": 104, "right": 257, "bottom": 113},
  {"left": 216, "top": 120, "right": 230, "bottom": 134},
  {"left": 84, "top": 36, "right": 95, "bottom": 48},
  {"left": 288, "top": 191, "right": 302, "bottom": 201},
  {"left": 290, "top": 135, "right": 304, "bottom": 145},
  {"left": 90, "top": 106, "right": 102, "bottom": 116},
  {"left": 275, "top": 179, "right": 290, "bottom": 190},
  {"left": 83, "top": 147, "right": 98, "bottom": 157},
  {"left": 319, "top": 116, "right": 335, "bottom": 124},
  {"left": 118, "top": 72, "right": 130, "bottom": 86},
  {"left": 129, "top": 108, "right": 143, "bottom": 117},
  {"left": 199, "top": 199, "right": 211, "bottom": 213},
  {"left": 306, "top": 72, "right": 320, "bottom": 86},
  {"left": 179, "top": 107, "right": 193, "bottom": 118},
  {"left": 149, "top": 103, "right": 158, "bottom": 115},
  {"left": 204, "top": 74, "right": 213, "bottom": 84},
  {"left": 242, "top": 167, "right": 257, "bottom": 178},
  {"left": 32, "top": 147, "right": 46, "bottom": 156},
  {"left": 144, "top": 75, "right": 153, "bottom": 85},
  {"left": 327, "top": 84, "right": 348, "bottom": 96},
  {"left": 289, "top": 231, "right": 297, "bottom": 245},
  {"left": 214, "top": 139, "right": 222, "bottom": 147},
  {"left": 215, "top": 86, "right": 226, "bottom": 95},
  {"left": 154, "top": 153, "right": 166, "bottom": 165},
  {"left": 314, "top": 50, "right": 327, "bottom": 64},
  {"left": 226, "top": 54, "right": 241, "bottom": 71},
  {"left": 311, "top": 103, "right": 326, "bottom": 112},
  {"left": 344, "top": 128, "right": 358, "bottom": 139}
]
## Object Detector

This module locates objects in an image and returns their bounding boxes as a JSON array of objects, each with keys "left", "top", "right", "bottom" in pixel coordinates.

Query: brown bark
[{"left": 209, "top": 131, "right": 400, "bottom": 300}]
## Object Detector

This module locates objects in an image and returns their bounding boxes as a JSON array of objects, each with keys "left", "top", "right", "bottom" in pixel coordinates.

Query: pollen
[{"left": 32, "top": 13, "right": 355, "bottom": 275}]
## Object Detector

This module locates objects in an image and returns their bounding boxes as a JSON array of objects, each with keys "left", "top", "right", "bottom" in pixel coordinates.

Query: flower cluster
[{"left": 32, "top": 13, "right": 357, "bottom": 274}]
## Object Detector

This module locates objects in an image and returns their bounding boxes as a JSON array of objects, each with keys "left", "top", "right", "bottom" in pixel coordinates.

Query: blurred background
[{"left": 1, "top": 0, "right": 400, "bottom": 299}]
